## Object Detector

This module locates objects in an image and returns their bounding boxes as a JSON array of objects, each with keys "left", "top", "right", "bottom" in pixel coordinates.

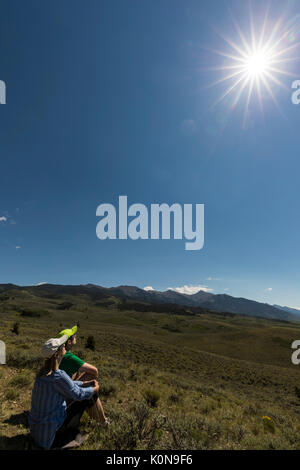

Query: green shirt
[{"left": 60, "top": 351, "right": 84, "bottom": 378}]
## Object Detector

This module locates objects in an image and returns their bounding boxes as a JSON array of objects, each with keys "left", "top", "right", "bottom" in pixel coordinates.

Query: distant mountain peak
[{"left": 0, "top": 283, "right": 297, "bottom": 322}]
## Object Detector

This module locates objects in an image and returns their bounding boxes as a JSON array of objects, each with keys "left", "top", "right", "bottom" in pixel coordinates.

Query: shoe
[{"left": 61, "top": 432, "right": 89, "bottom": 449}]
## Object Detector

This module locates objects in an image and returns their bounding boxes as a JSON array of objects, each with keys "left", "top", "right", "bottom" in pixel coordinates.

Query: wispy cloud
[
  {"left": 169, "top": 284, "right": 213, "bottom": 295},
  {"left": 144, "top": 286, "right": 154, "bottom": 291},
  {"left": 15, "top": 246, "right": 21, "bottom": 250},
  {"left": 0, "top": 213, "right": 16, "bottom": 225},
  {"left": 265, "top": 287, "right": 273, "bottom": 292},
  {"left": 206, "top": 277, "right": 222, "bottom": 281}
]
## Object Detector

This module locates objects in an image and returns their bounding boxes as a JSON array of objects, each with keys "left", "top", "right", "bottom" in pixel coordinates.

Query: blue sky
[{"left": 1, "top": 0, "right": 300, "bottom": 307}]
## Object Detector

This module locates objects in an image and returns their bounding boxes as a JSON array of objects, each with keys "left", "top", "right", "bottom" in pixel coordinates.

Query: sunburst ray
[{"left": 208, "top": 4, "right": 300, "bottom": 125}]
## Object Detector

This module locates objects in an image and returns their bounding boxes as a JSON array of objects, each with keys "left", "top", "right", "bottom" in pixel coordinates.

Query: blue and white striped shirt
[{"left": 28, "top": 369, "right": 94, "bottom": 449}]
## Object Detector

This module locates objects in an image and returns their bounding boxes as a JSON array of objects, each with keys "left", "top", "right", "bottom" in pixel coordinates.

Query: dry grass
[{"left": 1, "top": 288, "right": 300, "bottom": 449}]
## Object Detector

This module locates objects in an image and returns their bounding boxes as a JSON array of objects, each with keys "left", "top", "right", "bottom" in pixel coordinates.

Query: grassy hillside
[{"left": 1, "top": 287, "right": 300, "bottom": 450}]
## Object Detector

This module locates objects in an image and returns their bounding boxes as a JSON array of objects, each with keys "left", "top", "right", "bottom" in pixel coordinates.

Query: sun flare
[
  {"left": 208, "top": 6, "right": 300, "bottom": 125},
  {"left": 245, "top": 51, "right": 270, "bottom": 77}
]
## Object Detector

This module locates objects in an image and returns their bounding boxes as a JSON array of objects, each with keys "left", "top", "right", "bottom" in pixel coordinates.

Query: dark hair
[{"left": 65, "top": 334, "right": 76, "bottom": 351}]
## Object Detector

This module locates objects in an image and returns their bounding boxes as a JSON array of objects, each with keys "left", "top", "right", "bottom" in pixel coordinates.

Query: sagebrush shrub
[
  {"left": 85, "top": 335, "right": 96, "bottom": 351},
  {"left": 9, "top": 371, "right": 32, "bottom": 388},
  {"left": 142, "top": 389, "right": 160, "bottom": 408}
]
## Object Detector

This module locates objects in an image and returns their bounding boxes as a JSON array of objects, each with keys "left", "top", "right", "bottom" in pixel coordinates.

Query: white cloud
[
  {"left": 168, "top": 284, "right": 213, "bottom": 295},
  {"left": 266, "top": 287, "right": 273, "bottom": 292},
  {"left": 206, "top": 277, "right": 222, "bottom": 281},
  {"left": 144, "top": 286, "right": 154, "bottom": 291},
  {"left": 0, "top": 216, "right": 7, "bottom": 222},
  {"left": 15, "top": 246, "right": 21, "bottom": 250},
  {"left": 36, "top": 282, "right": 48, "bottom": 286}
]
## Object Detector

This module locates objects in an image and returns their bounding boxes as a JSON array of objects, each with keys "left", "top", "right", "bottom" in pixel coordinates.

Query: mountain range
[
  {"left": 102, "top": 285, "right": 299, "bottom": 321},
  {"left": 0, "top": 283, "right": 299, "bottom": 322}
]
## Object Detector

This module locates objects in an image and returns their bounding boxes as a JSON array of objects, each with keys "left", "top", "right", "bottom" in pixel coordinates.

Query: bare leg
[
  {"left": 74, "top": 371, "right": 107, "bottom": 424},
  {"left": 87, "top": 396, "right": 107, "bottom": 424}
]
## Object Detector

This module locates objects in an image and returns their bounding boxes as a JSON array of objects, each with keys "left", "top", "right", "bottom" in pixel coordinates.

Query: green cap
[{"left": 57, "top": 325, "right": 78, "bottom": 339}]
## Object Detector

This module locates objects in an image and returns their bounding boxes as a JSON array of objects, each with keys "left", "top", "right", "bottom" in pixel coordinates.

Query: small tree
[
  {"left": 85, "top": 335, "right": 95, "bottom": 351},
  {"left": 12, "top": 322, "right": 20, "bottom": 335}
]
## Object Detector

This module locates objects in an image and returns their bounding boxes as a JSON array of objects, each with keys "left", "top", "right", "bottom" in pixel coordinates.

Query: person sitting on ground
[
  {"left": 57, "top": 325, "right": 108, "bottom": 425},
  {"left": 58, "top": 325, "right": 98, "bottom": 381},
  {"left": 28, "top": 335, "right": 99, "bottom": 449}
]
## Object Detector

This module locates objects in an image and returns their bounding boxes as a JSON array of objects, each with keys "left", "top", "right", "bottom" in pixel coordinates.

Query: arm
[
  {"left": 77, "top": 362, "right": 98, "bottom": 378},
  {"left": 73, "top": 380, "right": 83, "bottom": 386},
  {"left": 54, "top": 370, "right": 95, "bottom": 401}
]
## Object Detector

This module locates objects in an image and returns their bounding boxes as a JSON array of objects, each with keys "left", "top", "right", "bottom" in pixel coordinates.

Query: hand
[
  {"left": 93, "top": 381, "right": 100, "bottom": 394},
  {"left": 82, "top": 379, "right": 96, "bottom": 388}
]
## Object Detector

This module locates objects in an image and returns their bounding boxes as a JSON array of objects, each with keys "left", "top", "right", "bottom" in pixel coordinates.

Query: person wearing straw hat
[
  {"left": 28, "top": 335, "right": 99, "bottom": 449},
  {"left": 57, "top": 325, "right": 109, "bottom": 425}
]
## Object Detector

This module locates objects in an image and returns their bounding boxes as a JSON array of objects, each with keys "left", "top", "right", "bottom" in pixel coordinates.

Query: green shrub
[
  {"left": 57, "top": 302, "right": 73, "bottom": 311},
  {"left": 85, "top": 335, "right": 95, "bottom": 351},
  {"left": 130, "top": 402, "right": 150, "bottom": 439},
  {"left": 9, "top": 371, "right": 32, "bottom": 388},
  {"left": 100, "top": 381, "right": 116, "bottom": 397},
  {"left": 7, "top": 350, "right": 41, "bottom": 369},
  {"left": 161, "top": 323, "right": 181, "bottom": 333},
  {"left": 6, "top": 388, "right": 19, "bottom": 400},
  {"left": 128, "top": 369, "right": 137, "bottom": 381},
  {"left": 165, "top": 414, "right": 212, "bottom": 450},
  {"left": 91, "top": 409, "right": 138, "bottom": 450},
  {"left": 243, "top": 403, "right": 258, "bottom": 416},
  {"left": 142, "top": 389, "right": 160, "bottom": 408},
  {"left": 12, "top": 322, "right": 20, "bottom": 335},
  {"left": 295, "top": 386, "right": 300, "bottom": 401},
  {"left": 86, "top": 403, "right": 163, "bottom": 450},
  {"left": 168, "top": 393, "right": 182, "bottom": 404},
  {"left": 20, "top": 309, "right": 41, "bottom": 318}
]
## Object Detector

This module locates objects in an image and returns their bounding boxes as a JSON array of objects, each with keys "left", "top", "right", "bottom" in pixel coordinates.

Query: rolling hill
[
  {"left": 1, "top": 283, "right": 300, "bottom": 450},
  {"left": 0, "top": 283, "right": 297, "bottom": 322}
]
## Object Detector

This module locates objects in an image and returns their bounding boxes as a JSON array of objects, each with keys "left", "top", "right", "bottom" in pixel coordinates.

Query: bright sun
[
  {"left": 245, "top": 51, "right": 269, "bottom": 76},
  {"left": 208, "top": 5, "right": 300, "bottom": 125}
]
